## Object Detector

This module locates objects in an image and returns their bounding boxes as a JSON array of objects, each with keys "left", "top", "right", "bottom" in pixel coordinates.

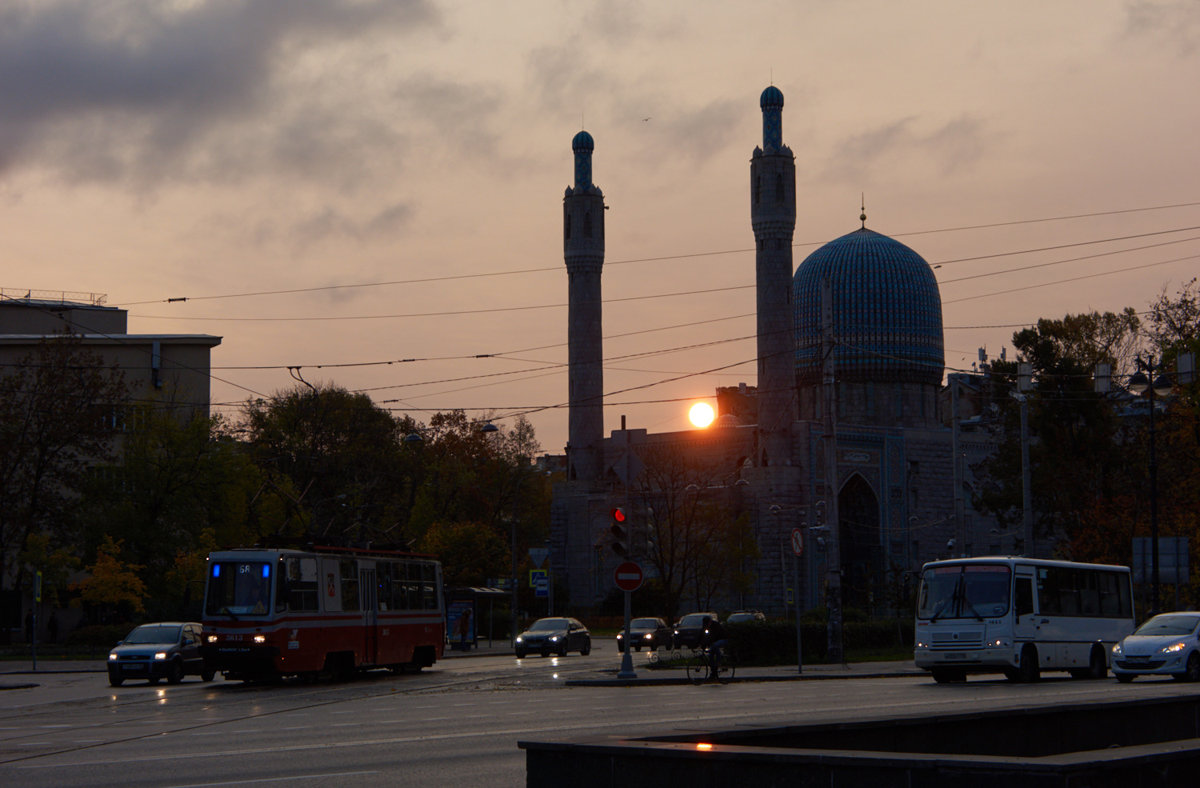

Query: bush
[
  {"left": 65, "top": 623, "right": 133, "bottom": 650},
  {"left": 727, "top": 618, "right": 911, "bottom": 666}
]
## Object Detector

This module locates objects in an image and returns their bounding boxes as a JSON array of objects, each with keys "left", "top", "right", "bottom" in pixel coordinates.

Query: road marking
[{"left": 166, "top": 770, "right": 378, "bottom": 787}]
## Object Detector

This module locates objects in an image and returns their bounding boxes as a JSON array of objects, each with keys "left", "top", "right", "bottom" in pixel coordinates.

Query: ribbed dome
[
  {"left": 572, "top": 130, "right": 594, "bottom": 152},
  {"left": 793, "top": 228, "right": 943, "bottom": 385},
  {"left": 760, "top": 85, "right": 784, "bottom": 109}
]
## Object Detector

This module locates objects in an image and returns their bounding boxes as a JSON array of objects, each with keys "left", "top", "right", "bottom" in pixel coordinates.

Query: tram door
[{"left": 359, "top": 567, "right": 378, "bottom": 664}]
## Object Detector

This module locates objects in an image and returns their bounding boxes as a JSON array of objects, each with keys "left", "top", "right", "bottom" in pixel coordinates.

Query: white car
[{"left": 1111, "top": 612, "right": 1200, "bottom": 683}]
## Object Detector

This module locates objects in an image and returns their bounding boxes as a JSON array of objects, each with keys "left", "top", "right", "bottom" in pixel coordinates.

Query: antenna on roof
[{"left": 860, "top": 193, "right": 866, "bottom": 228}]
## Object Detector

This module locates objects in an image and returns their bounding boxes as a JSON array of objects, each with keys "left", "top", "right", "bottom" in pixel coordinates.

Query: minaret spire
[
  {"left": 750, "top": 85, "right": 797, "bottom": 468},
  {"left": 564, "top": 130, "right": 605, "bottom": 483}
]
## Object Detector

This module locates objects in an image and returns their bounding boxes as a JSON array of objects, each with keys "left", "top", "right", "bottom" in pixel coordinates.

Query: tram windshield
[
  {"left": 917, "top": 564, "right": 1011, "bottom": 621},
  {"left": 205, "top": 561, "right": 272, "bottom": 616}
]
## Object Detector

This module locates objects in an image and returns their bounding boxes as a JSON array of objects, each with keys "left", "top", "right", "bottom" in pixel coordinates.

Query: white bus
[{"left": 914, "top": 557, "right": 1135, "bottom": 683}]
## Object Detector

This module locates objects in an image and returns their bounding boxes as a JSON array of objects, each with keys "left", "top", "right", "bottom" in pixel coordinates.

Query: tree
[
  {"left": 240, "top": 385, "right": 408, "bottom": 543},
  {"left": 71, "top": 536, "right": 146, "bottom": 623},
  {"left": 631, "top": 442, "right": 752, "bottom": 620},
  {"left": 974, "top": 311, "right": 1139, "bottom": 551},
  {"left": 418, "top": 521, "right": 507, "bottom": 588},
  {"left": 0, "top": 335, "right": 127, "bottom": 598}
]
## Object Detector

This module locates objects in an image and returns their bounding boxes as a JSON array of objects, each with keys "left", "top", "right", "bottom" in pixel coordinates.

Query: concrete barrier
[{"left": 521, "top": 691, "right": 1200, "bottom": 786}]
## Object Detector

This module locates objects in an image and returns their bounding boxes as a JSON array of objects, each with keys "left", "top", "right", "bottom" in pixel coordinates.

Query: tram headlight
[
  {"left": 207, "top": 634, "right": 218, "bottom": 644},
  {"left": 253, "top": 635, "right": 266, "bottom": 645}
]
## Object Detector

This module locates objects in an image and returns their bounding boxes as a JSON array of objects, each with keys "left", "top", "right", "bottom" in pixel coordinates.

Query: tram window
[
  {"left": 340, "top": 560, "right": 360, "bottom": 612},
  {"left": 419, "top": 562, "right": 437, "bottom": 610},
  {"left": 282, "top": 557, "right": 319, "bottom": 612}
]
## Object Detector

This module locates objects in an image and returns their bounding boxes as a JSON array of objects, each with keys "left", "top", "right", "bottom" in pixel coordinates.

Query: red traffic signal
[{"left": 610, "top": 507, "right": 629, "bottom": 556}]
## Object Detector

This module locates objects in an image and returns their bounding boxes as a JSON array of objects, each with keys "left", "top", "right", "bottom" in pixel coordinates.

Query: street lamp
[{"left": 1128, "top": 356, "right": 1173, "bottom": 614}]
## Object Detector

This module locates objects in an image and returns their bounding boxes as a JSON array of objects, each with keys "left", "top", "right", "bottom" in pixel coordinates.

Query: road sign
[
  {"left": 613, "top": 561, "right": 643, "bottom": 592},
  {"left": 791, "top": 528, "right": 804, "bottom": 556},
  {"left": 530, "top": 569, "right": 549, "bottom": 598},
  {"left": 528, "top": 548, "right": 550, "bottom": 568}
]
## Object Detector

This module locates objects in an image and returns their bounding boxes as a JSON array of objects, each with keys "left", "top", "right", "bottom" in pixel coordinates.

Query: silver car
[{"left": 1111, "top": 612, "right": 1200, "bottom": 682}]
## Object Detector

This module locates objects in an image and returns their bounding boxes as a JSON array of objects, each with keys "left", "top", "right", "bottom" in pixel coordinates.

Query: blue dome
[
  {"left": 572, "top": 130, "right": 594, "bottom": 152},
  {"left": 760, "top": 85, "right": 784, "bottom": 109},
  {"left": 793, "top": 228, "right": 943, "bottom": 385}
]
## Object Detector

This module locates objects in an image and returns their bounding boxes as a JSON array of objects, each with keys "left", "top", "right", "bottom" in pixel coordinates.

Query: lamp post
[{"left": 1128, "top": 356, "right": 1172, "bottom": 614}]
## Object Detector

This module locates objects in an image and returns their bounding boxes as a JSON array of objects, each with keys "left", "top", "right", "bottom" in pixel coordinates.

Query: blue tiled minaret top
[
  {"left": 760, "top": 86, "right": 784, "bottom": 153},
  {"left": 572, "top": 130, "right": 594, "bottom": 189}
]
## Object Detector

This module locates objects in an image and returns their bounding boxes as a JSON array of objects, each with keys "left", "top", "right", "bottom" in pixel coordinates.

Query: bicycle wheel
[
  {"left": 686, "top": 653, "right": 711, "bottom": 685},
  {"left": 719, "top": 655, "right": 736, "bottom": 683}
]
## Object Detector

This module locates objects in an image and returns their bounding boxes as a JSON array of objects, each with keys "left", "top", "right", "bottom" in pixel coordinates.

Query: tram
[{"left": 200, "top": 545, "right": 445, "bottom": 681}]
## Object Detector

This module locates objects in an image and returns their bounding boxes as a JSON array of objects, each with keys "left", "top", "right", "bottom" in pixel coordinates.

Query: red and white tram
[{"left": 200, "top": 545, "right": 445, "bottom": 680}]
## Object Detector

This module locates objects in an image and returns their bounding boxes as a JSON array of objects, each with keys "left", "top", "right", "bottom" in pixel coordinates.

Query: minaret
[
  {"left": 750, "top": 86, "right": 797, "bottom": 466},
  {"left": 564, "top": 130, "right": 605, "bottom": 482}
]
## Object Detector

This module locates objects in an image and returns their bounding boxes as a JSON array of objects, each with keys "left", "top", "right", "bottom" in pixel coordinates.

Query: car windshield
[
  {"left": 1135, "top": 614, "right": 1200, "bottom": 636},
  {"left": 679, "top": 614, "right": 708, "bottom": 627},
  {"left": 631, "top": 618, "right": 659, "bottom": 628},
  {"left": 529, "top": 618, "right": 568, "bottom": 631},
  {"left": 728, "top": 614, "right": 752, "bottom": 622},
  {"left": 124, "top": 625, "right": 181, "bottom": 645},
  {"left": 918, "top": 564, "right": 1012, "bottom": 620}
]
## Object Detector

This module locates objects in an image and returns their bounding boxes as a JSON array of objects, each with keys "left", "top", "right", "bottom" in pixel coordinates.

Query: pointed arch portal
[{"left": 838, "top": 474, "right": 881, "bottom": 614}]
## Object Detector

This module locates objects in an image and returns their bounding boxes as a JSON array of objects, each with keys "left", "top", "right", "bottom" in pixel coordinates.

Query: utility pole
[{"left": 821, "top": 278, "right": 843, "bottom": 664}]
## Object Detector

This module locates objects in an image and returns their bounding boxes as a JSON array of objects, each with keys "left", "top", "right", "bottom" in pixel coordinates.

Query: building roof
[{"left": 793, "top": 227, "right": 944, "bottom": 385}]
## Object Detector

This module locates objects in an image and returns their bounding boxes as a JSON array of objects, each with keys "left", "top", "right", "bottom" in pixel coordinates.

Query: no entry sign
[{"left": 613, "top": 561, "right": 643, "bottom": 592}]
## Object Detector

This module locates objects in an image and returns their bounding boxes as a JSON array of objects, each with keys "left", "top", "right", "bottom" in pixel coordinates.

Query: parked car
[
  {"left": 515, "top": 617, "right": 591, "bottom": 658},
  {"left": 107, "top": 622, "right": 214, "bottom": 687},
  {"left": 1112, "top": 612, "right": 1200, "bottom": 683},
  {"left": 672, "top": 612, "right": 719, "bottom": 650},
  {"left": 726, "top": 611, "right": 767, "bottom": 625},
  {"left": 616, "top": 617, "right": 672, "bottom": 652}
]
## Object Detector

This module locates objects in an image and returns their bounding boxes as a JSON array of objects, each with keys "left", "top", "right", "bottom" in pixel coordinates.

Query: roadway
[{"left": 1, "top": 646, "right": 1194, "bottom": 786}]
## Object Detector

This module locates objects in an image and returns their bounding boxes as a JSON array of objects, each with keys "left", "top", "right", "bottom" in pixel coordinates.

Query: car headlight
[
  {"left": 109, "top": 653, "right": 118, "bottom": 661},
  {"left": 643, "top": 633, "right": 653, "bottom": 640},
  {"left": 515, "top": 636, "right": 523, "bottom": 643},
  {"left": 1162, "top": 641, "right": 1187, "bottom": 654},
  {"left": 549, "top": 636, "right": 559, "bottom": 642},
  {"left": 1112, "top": 642, "right": 1123, "bottom": 656},
  {"left": 616, "top": 633, "right": 623, "bottom": 640},
  {"left": 154, "top": 652, "right": 168, "bottom": 660}
]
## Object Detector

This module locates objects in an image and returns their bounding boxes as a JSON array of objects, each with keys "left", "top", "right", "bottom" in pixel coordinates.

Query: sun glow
[{"left": 688, "top": 402, "right": 715, "bottom": 428}]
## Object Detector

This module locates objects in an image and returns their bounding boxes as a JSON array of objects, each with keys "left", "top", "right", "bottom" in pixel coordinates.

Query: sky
[{"left": 2, "top": 0, "right": 1198, "bottom": 456}]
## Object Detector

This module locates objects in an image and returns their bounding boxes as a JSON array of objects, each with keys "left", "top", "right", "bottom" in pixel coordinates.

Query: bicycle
[{"left": 686, "top": 646, "right": 736, "bottom": 684}]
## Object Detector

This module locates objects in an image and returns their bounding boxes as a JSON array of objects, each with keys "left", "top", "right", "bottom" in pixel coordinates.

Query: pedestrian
[{"left": 458, "top": 608, "right": 472, "bottom": 650}]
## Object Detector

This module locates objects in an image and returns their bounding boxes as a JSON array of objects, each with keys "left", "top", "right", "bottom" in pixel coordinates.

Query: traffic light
[{"left": 610, "top": 507, "right": 629, "bottom": 557}]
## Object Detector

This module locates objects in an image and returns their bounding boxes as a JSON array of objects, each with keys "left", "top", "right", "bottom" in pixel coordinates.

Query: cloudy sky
[{"left": 2, "top": 0, "right": 1198, "bottom": 454}]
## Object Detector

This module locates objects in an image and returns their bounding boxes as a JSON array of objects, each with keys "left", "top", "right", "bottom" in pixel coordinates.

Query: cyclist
[{"left": 700, "top": 616, "right": 728, "bottom": 679}]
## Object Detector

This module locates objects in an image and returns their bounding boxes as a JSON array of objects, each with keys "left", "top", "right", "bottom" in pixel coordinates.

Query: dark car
[
  {"left": 515, "top": 617, "right": 592, "bottom": 658},
  {"left": 107, "top": 622, "right": 215, "bottom": 687},
  {"left": 673, "top": 612, "right": 719, "bottom": 650},
  {"left": 726, "top": 611, "right": 767, "bottom": 625},
  {"left": 616, "top": 617, "right": 672, "bottom": 652}
]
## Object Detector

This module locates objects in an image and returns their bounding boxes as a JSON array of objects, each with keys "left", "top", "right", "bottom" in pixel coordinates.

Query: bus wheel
[
  {"left": 1087, "top": 646, "right": 1107, "bottom": 679},
  {"left": 1017, "top": 644, "right": 1040, "bottom": 683}
]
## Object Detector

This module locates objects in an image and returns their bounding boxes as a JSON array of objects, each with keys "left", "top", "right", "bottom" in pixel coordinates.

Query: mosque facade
[{"left": 549, "top": 87, "right": 1002, "bottom": 617}]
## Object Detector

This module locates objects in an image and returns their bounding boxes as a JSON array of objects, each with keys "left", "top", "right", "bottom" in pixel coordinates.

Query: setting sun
[{"left": 688, "top": 402, "right": 715, "bottom": 428}]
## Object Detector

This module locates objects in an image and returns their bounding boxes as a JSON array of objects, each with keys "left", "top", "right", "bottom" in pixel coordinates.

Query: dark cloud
[
  {"left": 821, "top": 114, "right": 988, "bottom": 181},
  {"left": 1124, "top": 1, "right": 1199, "bottom": 56},
  {"left": 0, "top": 0, "right": 440, "bottom": 186}
]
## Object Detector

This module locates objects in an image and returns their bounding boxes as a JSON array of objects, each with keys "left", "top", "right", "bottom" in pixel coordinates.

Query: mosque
[{"left": 549, "top": 86, "right": 1001, "bottom": 617}]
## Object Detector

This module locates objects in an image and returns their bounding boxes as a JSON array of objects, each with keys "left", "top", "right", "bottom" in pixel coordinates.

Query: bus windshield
[
  {"left": 205, "top": 561, "right": 272, "bottom": 616},
  {"left": 918, "top": 564, "right": 1011, "bottom": 620}
]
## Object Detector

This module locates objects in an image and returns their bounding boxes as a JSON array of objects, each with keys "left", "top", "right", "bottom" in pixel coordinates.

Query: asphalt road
[{"left": 2, "top": 647, "right": 1196, "bottom": 787}]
